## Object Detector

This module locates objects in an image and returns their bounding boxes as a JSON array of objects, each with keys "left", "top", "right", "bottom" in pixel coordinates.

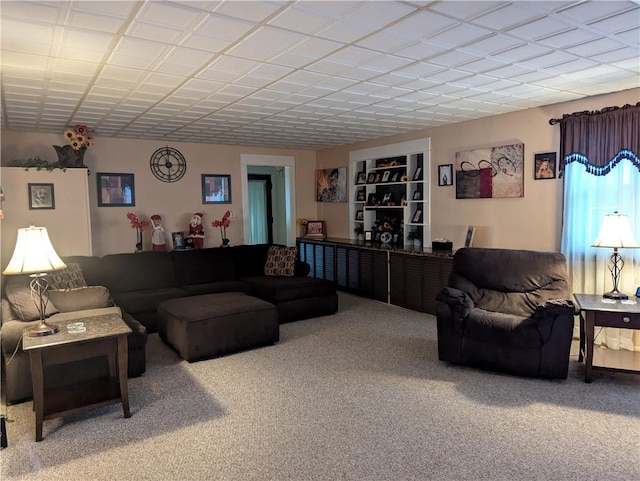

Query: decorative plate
[
  {"left": 380, "top": 231, "right": 393, "bottom": 244},
  {"left": 150, "top": 146, "right": 187, "bottom": 183}
]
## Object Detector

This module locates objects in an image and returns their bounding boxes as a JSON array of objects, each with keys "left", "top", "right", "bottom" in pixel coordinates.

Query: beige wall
[
  {"left": 1, "top": 132, "right": 316, "bottom": 256},
  {"left": 317, "top": 88, "right": 640, "bottom": 251}
]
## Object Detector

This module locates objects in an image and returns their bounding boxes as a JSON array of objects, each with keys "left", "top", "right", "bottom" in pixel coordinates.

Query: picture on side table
[
  {"left": 97, "top": 173, "right": 135, "bottom": 207},
  {"left": 305, "top": 220, "right": 326, "bottom": 238},
  {"left": 28, "top": 183, "right": 55, "bottom": 210}
]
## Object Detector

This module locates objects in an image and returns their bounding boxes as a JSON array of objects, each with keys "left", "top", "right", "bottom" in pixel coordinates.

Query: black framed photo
[
  {"left": 366, "top": 173, "right": 376, "bottom": 184},
  {"left": 202, "top": 174, "right": 232, "bottom": 204},
  {"left": 97, "top": 173, "right": 135, "bottom": 207},
  {"left": 356, "top": 172, "right": 366, "bottom": 184},
  {"left": 412, "top": 190, "right": 421, "bottom": 200},
  {"left": 438, "top": 164, "right": 453, "bottom": 186},
  {"left": 381, "top": 170, "right": 390, "bottom": 182},
  {"left": 534, "top": 152, "right": 557, "bottom": 180},
  {"left": 305, "top": 220, "right": 327, "bottom": 238},
  {"left": 381, "top": 192, "right": 393, "bottom": 205},
  {"left": 364, "top": 230, "right": 373, "bottom": 241},
  {"left": 356, "top": 189, "right": 366, "bottom": 201},
  {"left": 28, "top": 183, "right": 55, "bottom": 210},
  {"left": 366, "top": 193, "right": 379, "bottom": 206},
  {"left": 355, "top": 210, "right": 364, "bottom": 221},
  {"left": 465, "top": 226, "right": 476, "bottom": 247},
  {"left": 374, "top": 173, "right": 382, "bottom": 183},
  {"left": 390, "top": 172, "right": 399, "bottom": 182},
  {"left": 412, "top": 166, "right": 422, "bottom": 181},
  {"left": 411, "top": 209, "right": 423, "bottom": 223}
]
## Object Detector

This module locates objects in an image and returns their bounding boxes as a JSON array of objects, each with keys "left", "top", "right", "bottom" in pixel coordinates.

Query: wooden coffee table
[
  {"left": 574, "top": 294, "right": 640, "bottom": 383},
  {"left": 22, "top": 314, "right": 132, "bottom": 441}
]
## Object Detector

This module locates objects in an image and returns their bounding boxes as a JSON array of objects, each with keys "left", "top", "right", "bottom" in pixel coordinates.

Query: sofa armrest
[
  {"left": 535, "top": 298, "right": 577, "bottom": 317},
  {"left": 294, "top": 260, "right": 311, "bottom": 277},
  {"left": 437, "top": 287, "right": 474, "bottom": 314}
]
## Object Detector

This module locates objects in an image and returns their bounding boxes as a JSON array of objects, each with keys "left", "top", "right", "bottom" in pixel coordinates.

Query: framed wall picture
[
  {"left": 534, "top": 152, "right": 557, "bottom": 180},
  {"left": 28, "top": 183, "right": 55, "bottom": 210},
  {"left": 97, "top": 173, "right": 135, "bottom": 207},
  {"left": 438, "top": 164, "right": 453, "bottom": 186},
  {"left": 305, "top": 220, "right": 326, "bottom": 238},
  {"left": 202, "top": 174, "right": 232, "bottom": 204},
  {"left": 316, "top": 167, "right": 347, "bottom": 202}
]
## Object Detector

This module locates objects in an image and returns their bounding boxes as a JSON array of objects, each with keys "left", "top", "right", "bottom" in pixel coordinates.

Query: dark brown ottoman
[{"left": 157, "top": 292, "right": 279, "bottom": 362}]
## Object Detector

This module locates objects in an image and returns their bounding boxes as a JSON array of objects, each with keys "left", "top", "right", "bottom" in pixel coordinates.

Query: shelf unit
[{"left": 349, "top": 138, "right": 430, "bottom": 246}]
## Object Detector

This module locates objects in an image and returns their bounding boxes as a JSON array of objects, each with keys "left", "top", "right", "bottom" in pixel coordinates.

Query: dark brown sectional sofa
[{"left": 1, "top": 244, "right": 338, "bottom": 404}]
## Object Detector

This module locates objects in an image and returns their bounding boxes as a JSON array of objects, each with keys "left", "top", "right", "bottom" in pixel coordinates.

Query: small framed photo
[
  {"left": 381, "top": 170, "right": 390, "bottom": 182},
  {"left": 355, "top": 210, "right": 364, "bottom": 221},
  {"left": 364, "top": 230, "right": 373, "bottom": 241},
  {"left": 412, "top": 166, "right": 422, "bottom": 181},
  {"left": 97, "top": 173, "right": 135, "bottom": 207},
  {"left": 438, "top": 164, "right": 453, "bottom": 186},
  {"left": 465, "top": 226, "right": 476, "bottom": 247},
  {"left": 356, "top": 189, "right": 366, "bottom": 201},
  {"left": 411, "top": 209, "right": 423, "bottom": 223},
  {"left": 202, "top": 174, "right": 232, "bottom": 204},
  {"left": 367, "top": 193, "right": 379, "bottom": 206},
  {"left": 366, "top": 173, "right": 376, "bottom": 184},
  {"left": 390, "top": 172, "right": 399, "bottom": 182},
  {"left": 28, "top": 183, "right": 55, "bottom": 210},
  {"left": 381, "top": 192, "right": 393, "bottom": 205},
  {"left": 374, "top": 173, "right": 382, "bottom": 183},
  {"left": 305, "top": 220, "right": 326, "bottom": 238},
  {"left": 534, "top": 152, "right": 557, "bottom": 180},
  {"left": 356, "top": 172, "right": 366, "bottom": 184},
  {"left": 412, "top": 190, "right": 421, "bottom": 201}
]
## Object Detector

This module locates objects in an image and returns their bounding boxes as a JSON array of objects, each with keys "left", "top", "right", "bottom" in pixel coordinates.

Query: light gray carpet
[{"left": 1, "top": 293, "right": 638, "bottom": 481}]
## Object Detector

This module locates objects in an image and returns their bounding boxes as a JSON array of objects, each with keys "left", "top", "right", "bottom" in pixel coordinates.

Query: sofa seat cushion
[
  {"left": 179, "top": 280, "right": 251, "bottom": 296},
  {"left": 241, "top": 275, "right": 336, "bottom": 303},
  {"left": 463, "top": 308, "right": 543, "bottom": 348},
  {"left": 110, "top": 287, "right": 188, "bottom": 315}
]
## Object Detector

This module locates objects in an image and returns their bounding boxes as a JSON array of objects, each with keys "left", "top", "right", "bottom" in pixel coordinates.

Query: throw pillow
[
  {"left": 264, "top": 245, "right": 298, "bottom": 277},
  {"left": 47, "top": 286, "right": 114, "bottom": 312},
  {"left": 3, "top": 276, "right": 59, "bottom": 321},
  {"left": 48, "top": 263, "right": 87, "bottom": 290}
]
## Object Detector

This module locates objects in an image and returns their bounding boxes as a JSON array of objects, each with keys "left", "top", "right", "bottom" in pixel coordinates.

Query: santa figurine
[
  {"left": 186, "top": 212, "right": 205, "bottom": 249},
  {"left": 150, "top": 214, "right": 167, "bottom": 251}
]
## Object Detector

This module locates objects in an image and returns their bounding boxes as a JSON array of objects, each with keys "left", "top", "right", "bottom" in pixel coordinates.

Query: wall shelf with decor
[{"left": 349, "top": 138, "right": 430, "bottom": 247}]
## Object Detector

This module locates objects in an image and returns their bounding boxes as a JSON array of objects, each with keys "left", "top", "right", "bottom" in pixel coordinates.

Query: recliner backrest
[{"left": 449, "top": 247, "right": 570, "bottom": 318}]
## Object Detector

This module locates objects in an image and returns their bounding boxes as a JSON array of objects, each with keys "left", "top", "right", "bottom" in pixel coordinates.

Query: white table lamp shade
[
  {"left": 3, "top": 226, "right": 67, "bottom": 275},
  {"left": 592, "top": 212, "right": 640, "bottom": 249}
]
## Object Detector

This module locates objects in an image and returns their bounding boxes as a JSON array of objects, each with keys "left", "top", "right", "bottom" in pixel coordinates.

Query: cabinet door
[
  {"left": 422, "top": 256, "right": 453, "bottom": 314},
  {"left": 389, "top": 253, "right": 423, "bottom": 311},
  {"left": 336, "top": 245, "right": 359, "bottom": 292},
  {"left": 359, "top": 249, "right": 388, "bottom": 302}
]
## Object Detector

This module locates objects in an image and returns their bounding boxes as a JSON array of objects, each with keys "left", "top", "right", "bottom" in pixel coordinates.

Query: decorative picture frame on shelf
[
  {"left": 366, "top": 193, "right": 379, "bottom": 206},
  {"left": 364, "top": 230, "right": 373, "bottom": 241},
  {"left": 202, "top": 174, "right": 232, "bottom": 204},
  {"left": 366, "top": 173, "right": 376, "bottom": 184},
  {"left": 438, "top": 164, "right": 453, "bottom": 186},
  {"left": 305, "top": 220, "right": 327, "bottom": 238},
  {"left": 355, "top": 210, "right": 364, "bottom": 221},
  {"left": 381, "top": 170, "right": 390, "bottom": 182},
  {"left": 97, "top": 173, "right": 135, "bottom": 207},
  {"left": 356, "top": 189, "right": 366, "bottom": 201},
  {"left": 28, "top": 183, "right": 55, "bottom": 210},
  {"left": 356, "top": 172, "right": 366, "bottom": 184},
  {"left": 465, "top": 225, "right": 476, "bottom": 247},
  {"left": 374, "top": 173, "right": 382, "bottom": 183},
  {"left": 412, "top": 167, "right": 422, "bottom": 181},
  {"left": 390, "top": 172, "right": 399, "bottom": 182},
  {"left": 412, "top": 190, "right": 421, "bottom": 201},
  {"left": 381, "top": 192, "right": 393, "bottom": 205},
  {"left": 534, "top": 152, "right": 557, "bottom": 180},
  {"left": 411, "top": 209, "right": 423, "bottom": 223}
]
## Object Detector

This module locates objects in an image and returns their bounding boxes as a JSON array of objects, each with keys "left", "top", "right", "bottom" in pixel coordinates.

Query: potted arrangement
[{"left": 408, "top": 228, "right": 422, "bottom": 248}]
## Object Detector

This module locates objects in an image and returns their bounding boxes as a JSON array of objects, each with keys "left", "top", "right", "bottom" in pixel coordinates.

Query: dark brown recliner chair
[{"left": 436, "top": 248, "right": 576, "bottom": 379}]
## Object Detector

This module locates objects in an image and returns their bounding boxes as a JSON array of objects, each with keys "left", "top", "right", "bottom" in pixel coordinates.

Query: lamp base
[
  {"left": 603, "top": 291, "right": 628, "bottom": 300},
  {"left": 27, "top": 321, "right": 59, "bottom": 337}
]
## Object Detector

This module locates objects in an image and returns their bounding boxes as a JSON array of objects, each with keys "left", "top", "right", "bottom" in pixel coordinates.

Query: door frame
[
  {"left": 241, "top": 154, "right": 296, "bottom": 246},
  {"left": 248, "top": 173, "right": 274, "bottom": 244}
]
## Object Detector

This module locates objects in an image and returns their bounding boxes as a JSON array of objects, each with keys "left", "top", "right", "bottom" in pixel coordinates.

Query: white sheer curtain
[
  {"left": 248, "top": 180, "right": 267, "bottom": 244},
  {"left": 561, "top": 156, "right": 640, "bottom": 351}
]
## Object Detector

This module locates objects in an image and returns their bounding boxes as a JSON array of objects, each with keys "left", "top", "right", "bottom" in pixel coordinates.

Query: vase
[
  {"left": 53, "top": 145, "right": 87, "bottom": 168},
  {"left": 135, "top": 229, "right": 143, "bottom": 253},
  {"left": 413, "top": 239, "right": 422, "bottom": 248},
  {"left": 221, "top": 238, "right": 230, "bottom": 248}
]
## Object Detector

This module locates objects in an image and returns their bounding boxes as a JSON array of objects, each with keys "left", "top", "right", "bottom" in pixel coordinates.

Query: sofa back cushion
[
  {"left": 231, "top": 244, "right": 272, "bottom": 278},
  {"left": 48, "top": 286, "right": 114, "bottom": 312},
  {"left": 449, "top": 247, "right": 570, "bottom": 318},
  {"left": 62, "top": 256, "right": 104, "bottom": 286},
  {"left": 171, "top": 248, "right": 235, "bottom": 285},
  {"left": 102, "top": 252, "right": 174, "bottom": 293}
]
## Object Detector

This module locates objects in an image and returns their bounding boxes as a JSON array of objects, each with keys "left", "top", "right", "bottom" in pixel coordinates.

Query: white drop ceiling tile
[
  {"left": 305, "top": 59, "right": 353, "bottom": 76},
  {"left": 450, "top": 73, "right": 504, "bottom": 89},
  {"left": 269, "top": 5, "right": 337, "bottom": 34},
  {"left": 588, "top": 8, "right": 640, "bottom": 34},
  {"left": 458, "top": 57, "right": 510, "bottom": 74},
  {"left": 497, "top": 43, "right": 554, "bottom": 63},
  {"left": 538, "top": 28, "right": 602, "bottom": 50},
  {"left": 428, "top": 49, "right": 483, "bottom": 68},
  {"left": 127, "top": 22, "right": 185, "bottom": 44},
  {"left": 389, "top": 10, "right": 458, "bottom": 41},
  {"left": 355, "top": 33, "right": 418, "bottom": 54},
  {"left": 507, "top": 16, "right": 574, "bottom": 41},
  {"left": 616, "top": 26, "right": 640, "bottom": 44},
  {"left": 162, "top": 46, "right": 216, "bottom": 68},
  {"left": 0, "top": 1, "right": 59, "bottom": 23},
  {"left": 66, "top": 10, "right": 125, "bottom": 34},
  {"left": 420, "top": 83, "right": 468, "bottom": 96},
  {"left": 459, "top": 34, "right": 523, "bottom": 56},
  {"left": 316, "top": 21, "right": 375, "bottom": 44},
  {"left": 426, "top": 23, "right": 494, "bottom": 50},
  {"left": 1, "top": 18, "right": 55, "bottom": 44},
  {"left": 473, "top": 4, "right": 545, "bottom": 31},
  {"left": 394, "top": 41, "right": 449, "bottom": 61},
  {"left": 428, "top": 1, "right": 503, "bottom": 21},
  {"left": 138, "top": 1, "right": 202, "bottom": 29},
  {"left": 348, "top": 1, "right": 418, "bottom": 30},
  {"left": 520, "top": 50, "right": 580, "bottom": 69},
  {"left": 212, "top": 1, "right": 285, "bottom": 23},
  {"left": 558, "top": 1, "right": 637, "bottom": 24},
  {"left": 610, "top": 57, "right": 640, "bottom": 72},
  {"left": 107, "top": 53, "right": 157, "bottom": 70}
]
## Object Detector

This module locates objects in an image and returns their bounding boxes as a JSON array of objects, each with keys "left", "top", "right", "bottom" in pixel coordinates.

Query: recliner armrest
[
  {"left": 436, "top": 287, "right": 474, "bottom": 317},
  {"left": 535, "top": 298, "right": 577, "bottom": 317}
]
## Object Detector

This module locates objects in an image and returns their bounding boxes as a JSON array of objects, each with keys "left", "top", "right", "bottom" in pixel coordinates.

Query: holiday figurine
[
  {"left": 186, "top": 212, "right": 205, "bottom": 249},
  {"left": 150, "top": 214, "right": 167, "bottom": 251}
]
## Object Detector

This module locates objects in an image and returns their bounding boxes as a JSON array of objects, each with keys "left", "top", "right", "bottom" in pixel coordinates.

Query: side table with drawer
[{"left": 573, "top": 293, "right": 640, "bottom": 383}]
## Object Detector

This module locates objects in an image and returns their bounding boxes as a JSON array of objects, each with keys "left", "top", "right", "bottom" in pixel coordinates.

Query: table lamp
[
  {"left": 2, "top": 226, "right": 67, "bottom": 336},
  {"left": 591, "top": 212, "right": 640, "bottom": 300}
]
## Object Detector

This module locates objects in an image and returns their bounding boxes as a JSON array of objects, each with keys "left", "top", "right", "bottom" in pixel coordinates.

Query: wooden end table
[
  {"left": 573, "top": 293, "right": 640, "bottom": 383},
  {"left": 22, "top": 314, "right": 132, "bottom": 441}
]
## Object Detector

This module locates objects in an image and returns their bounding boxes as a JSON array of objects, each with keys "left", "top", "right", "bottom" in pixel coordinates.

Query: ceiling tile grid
[{"left": 1, "top": 0, "right": 638, "bottom": 149}]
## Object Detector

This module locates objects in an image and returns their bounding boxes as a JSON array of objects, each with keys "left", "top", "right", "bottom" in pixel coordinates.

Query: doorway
[{"left": 248, "top": 174, "right": 273, "bottom": 244}]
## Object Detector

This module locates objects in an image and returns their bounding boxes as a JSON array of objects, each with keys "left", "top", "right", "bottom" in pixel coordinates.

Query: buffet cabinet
[{"left": 297, "top": 237, "right": 453, "bottom": 315}]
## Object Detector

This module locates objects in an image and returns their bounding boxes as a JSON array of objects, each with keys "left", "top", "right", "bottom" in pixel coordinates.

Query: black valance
[{"left": 550, "top": 102, "right": 640, "bottom": 176}]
